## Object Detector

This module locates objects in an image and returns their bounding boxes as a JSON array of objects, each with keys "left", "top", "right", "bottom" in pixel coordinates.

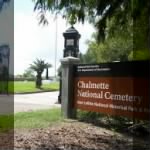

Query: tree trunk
[
  {"left": 46, "top": 68, "right": 49, "bottom": 80},
  {"left": 36, "top": 74, "right": 42, "bottom": 88},
  {"left": 148, "top": 2, "right": 150, "bottom": 52}
]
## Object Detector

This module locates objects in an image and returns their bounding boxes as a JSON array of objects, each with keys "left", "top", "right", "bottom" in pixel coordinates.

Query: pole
[
  {"left": 54, "top": 14, "right": 58, "bottom": 79},
  {"left": 54, "top": 0, "right": 58, "bottom": 79}
]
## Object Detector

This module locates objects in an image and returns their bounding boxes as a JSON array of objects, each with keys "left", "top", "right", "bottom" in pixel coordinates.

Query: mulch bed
[
  {"left": 0, "top": 121, "right": 149, "bottom": 150},
  {"left": 0, "top": 130, "right": 14, "bottom": 149}
]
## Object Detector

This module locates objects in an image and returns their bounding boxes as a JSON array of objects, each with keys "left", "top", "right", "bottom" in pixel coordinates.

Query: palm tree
[{"left": 30, "top": 59, "right": 52, "bottom": 88}]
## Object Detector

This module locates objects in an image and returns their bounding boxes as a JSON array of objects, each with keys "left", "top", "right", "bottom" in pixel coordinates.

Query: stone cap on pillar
[{"left": 61, "top": 56, "right": 80, "bottom": 65}]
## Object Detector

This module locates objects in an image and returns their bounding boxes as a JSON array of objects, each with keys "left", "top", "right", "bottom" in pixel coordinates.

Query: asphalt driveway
[{"left": 14, "top": 91, "right": 60, "bottom": 113}]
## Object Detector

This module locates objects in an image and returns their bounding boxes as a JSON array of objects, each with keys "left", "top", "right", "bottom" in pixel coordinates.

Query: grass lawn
[
  {"left": 14, "top": 108, "right": 62, "bottom": 129},
  {"left": 0, "top": 81, "right": 59, "bottom": 93},
  {"left": 0, "top": 108, "right": 62, "bottom": 131},
  {"left": 14, "top": 81, "right": 59, "bottom": 93}
]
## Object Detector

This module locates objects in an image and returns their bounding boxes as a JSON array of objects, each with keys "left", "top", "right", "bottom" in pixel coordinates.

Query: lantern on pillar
[
  {"left": 58, "top": 26, "right": 81, "bottom": 104},
  {"left": 63, "top": 26, "right": 81, "bottom": 58}
]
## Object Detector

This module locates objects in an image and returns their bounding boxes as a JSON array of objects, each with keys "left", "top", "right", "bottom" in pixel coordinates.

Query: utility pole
[
  {"left": 54, "top": 14, "right": 58, "bottom": 79},
  {"left": 54, "top": 0, "right": 58, "bottom": 79}
]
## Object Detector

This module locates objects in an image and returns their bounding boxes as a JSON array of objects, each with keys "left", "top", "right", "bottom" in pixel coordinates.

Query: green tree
[
  {"left": 23, "top": 68, "right": 35, "bottom": 78},
  {"left": 30, "top": 59, "right": 51, "bottom": 88},
  {"left": 33, "top": 0, "right": 125, "bottom": 40},
  {"left": 82, "top": 26, "right": 133, "bottom": 63},
  {"left": 33, "top": 0, "right": 150, "bottom": 60},
  {"left": 33, "top": 0, "right": 149, "bottom": 39}
]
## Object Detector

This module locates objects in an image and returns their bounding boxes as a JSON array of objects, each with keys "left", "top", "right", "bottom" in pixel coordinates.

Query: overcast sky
[{"left": 1, "top": 0, "right": 95, "bottom": 76}]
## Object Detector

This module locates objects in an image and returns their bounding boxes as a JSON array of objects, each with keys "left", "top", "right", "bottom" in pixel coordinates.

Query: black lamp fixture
[
  {"left": 63, "top": 26, "right": 81, "bottom": 58},
  {"left": 58, "top": 26, "right": 81, "bottom": 104}
]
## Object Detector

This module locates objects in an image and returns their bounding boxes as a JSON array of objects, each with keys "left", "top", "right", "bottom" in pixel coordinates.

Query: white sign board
[{"left": 66, "top": 39, "right": 74, "bottom": 46}]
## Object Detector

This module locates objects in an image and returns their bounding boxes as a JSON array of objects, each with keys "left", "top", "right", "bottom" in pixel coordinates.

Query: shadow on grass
[{"left": 0, "top": 115, "right": 14, "bottom": 132}]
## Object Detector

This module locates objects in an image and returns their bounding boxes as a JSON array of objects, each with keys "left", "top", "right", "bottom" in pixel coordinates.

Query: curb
[{"left": 15, "top": 90, "right": 59, "bottom": 95}]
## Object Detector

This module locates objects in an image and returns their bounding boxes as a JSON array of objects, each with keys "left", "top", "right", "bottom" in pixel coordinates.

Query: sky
[{"left": 1, "top": 0, "right": 95, "bottom": 76}]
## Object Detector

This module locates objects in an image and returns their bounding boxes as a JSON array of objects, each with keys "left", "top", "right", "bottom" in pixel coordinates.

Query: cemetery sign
[{"left": 73, "top": 61, "right": 150, "bottom": 120}]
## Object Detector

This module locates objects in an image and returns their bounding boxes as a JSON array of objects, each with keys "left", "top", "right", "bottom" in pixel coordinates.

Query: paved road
[
  {"left": 0, "top": 91, "right": 60, "bottom": 114},
  {"left": 14, "top": 91, "right": 60, "bottom": 113}
]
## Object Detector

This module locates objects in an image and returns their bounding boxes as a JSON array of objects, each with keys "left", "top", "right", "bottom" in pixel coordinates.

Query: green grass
[
  {"left": 0, "top": 115, "right": 13, "bottom": 132},
  {"left": 0, "top": 81, "right": 59, "bottom": 93},
  {"left": 14, "top": 108, "right": 63, "bottom": 129},
  {"left": 14, "top": 81, "right": 59, "bottom": 93},
  {"left": 0, "top": 108, "right": 62, "bottom": 131}
]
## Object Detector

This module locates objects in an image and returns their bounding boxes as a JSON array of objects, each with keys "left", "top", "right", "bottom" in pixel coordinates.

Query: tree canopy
[
  {"left": 23, "top": 68, "right": 35, "bottom": 78},
  {"left": 33, "top": 0, "right": 150, "bottom": 62},
  {"left": 80, "top": 29, "right": 133, "bottom": 63},
  {"left": 33, "top": 0, "right": 150, "bottom": 42}
]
